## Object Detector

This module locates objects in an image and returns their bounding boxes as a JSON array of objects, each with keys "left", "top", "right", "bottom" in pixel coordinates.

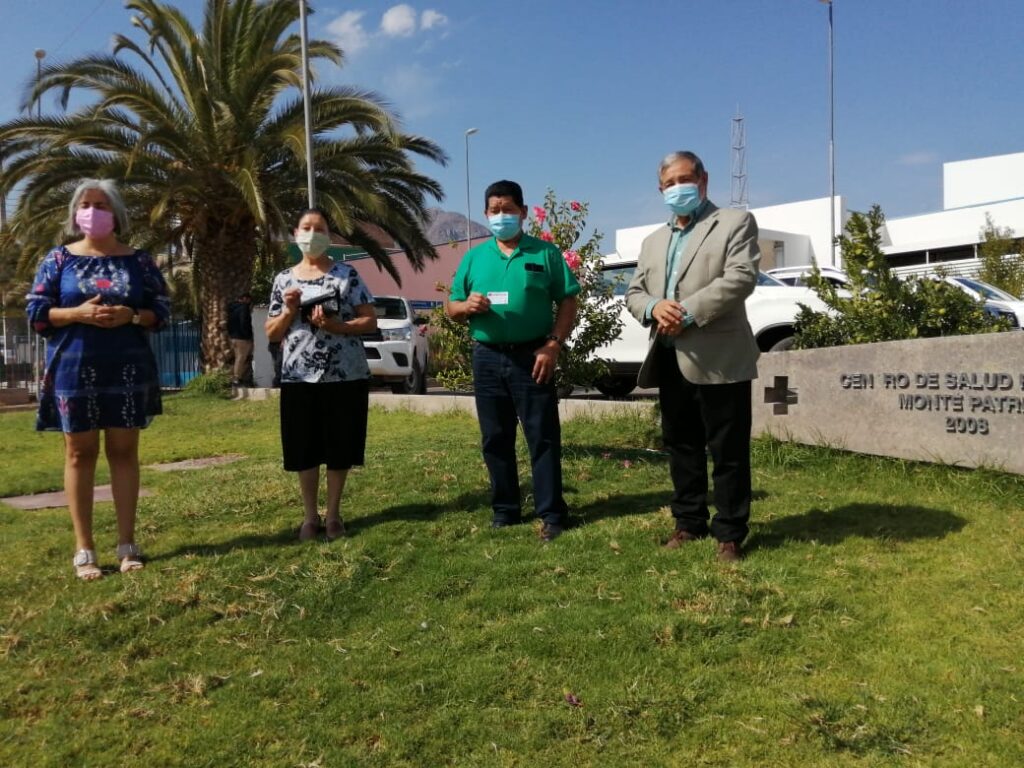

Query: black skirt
[{"left": 279, "top": 379, "right": 370, "bottom": 472}]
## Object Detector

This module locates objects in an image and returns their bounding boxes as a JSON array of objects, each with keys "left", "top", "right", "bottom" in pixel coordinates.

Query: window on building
[{"left": 886, "top": 250, "right": 928, "bottom": 267}]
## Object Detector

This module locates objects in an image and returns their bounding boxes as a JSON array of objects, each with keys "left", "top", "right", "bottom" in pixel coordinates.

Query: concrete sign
[{"left": 753, "top": 332, "right": 1024, "bottom": 474}]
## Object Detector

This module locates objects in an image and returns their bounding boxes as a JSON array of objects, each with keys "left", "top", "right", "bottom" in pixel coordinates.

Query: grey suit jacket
[{"left": 624, "top": 202, "right": 760, "bottom": 387}]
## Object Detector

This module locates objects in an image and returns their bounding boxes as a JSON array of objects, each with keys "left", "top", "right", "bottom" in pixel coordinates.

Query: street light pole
[
  {"left": 464, "top": 128, "right": 478, "bottom": 252},
  {"left": 298, "top": 1, "right": 316, "bottom": 208},
  {"left": 34, "top": 49, "right": 46, "bottom": 119},
  {"left": 823, "top": 0, "right": 836, "bottom": 265}
]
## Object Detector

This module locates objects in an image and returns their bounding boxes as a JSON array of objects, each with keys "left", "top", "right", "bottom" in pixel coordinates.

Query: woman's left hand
[{"left": 94, "top": 304, "right": 135, "bottom": 328}]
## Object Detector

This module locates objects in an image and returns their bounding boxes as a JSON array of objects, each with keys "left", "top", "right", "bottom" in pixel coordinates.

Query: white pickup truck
[
  {"left": 362, "top": 295, "right": 430, "bottom": 394},
  {"left": 591, "top": 253, "right": 829, "bottom": 396}
]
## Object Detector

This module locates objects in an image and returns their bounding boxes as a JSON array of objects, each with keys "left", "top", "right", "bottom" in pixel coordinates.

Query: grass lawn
[{"left": 1, "top": 392, "right": 1022, "bottom": 767}]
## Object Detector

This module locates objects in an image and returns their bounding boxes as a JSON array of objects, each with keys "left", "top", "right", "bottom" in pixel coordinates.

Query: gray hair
[
  {"left": 66, "top": 179, "right": 130, "bottom": 237},
  {"left": 658, "top": 151, "right": 706, "bottom": 181}
]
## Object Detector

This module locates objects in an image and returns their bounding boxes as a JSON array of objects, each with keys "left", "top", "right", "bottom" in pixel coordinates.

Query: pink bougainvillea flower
[
  {"left": 570, "top": 201, "right": 581, "bottom": 211},
  {"left": 533, "top": 206, "right": 547, "bottom": 224},
  {"left": 563, "top": 250, "right": 581, "bottom": 270},
  {"left": 539, "top": 231, "right": 554, "bottom": 242}
]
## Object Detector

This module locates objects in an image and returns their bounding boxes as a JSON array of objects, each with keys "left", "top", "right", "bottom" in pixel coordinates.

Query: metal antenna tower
[{"left": 730, "top": 107, "right": 748, "bottom": 209}]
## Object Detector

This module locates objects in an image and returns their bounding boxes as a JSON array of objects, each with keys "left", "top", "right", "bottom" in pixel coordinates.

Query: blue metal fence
[
  {"left": 149, "top": 319, "right": 202, "bottom": 389},
  {"left": 1, "top": 315, "right": 201, "bottom": 393}
]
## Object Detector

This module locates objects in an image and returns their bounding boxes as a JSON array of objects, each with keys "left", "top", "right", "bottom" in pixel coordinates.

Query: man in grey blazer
[{"left": 625, "top": 151, "right": 760, "bottom": 562}]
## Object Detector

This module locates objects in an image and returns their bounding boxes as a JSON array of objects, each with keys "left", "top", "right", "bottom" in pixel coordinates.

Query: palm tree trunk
[{"left": 194, "top": 224, "right": 257, "bottom": 373}]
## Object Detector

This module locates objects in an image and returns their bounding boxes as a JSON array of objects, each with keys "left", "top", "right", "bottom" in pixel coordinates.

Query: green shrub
[
  {"left": 795, "top": 205, "right": 1007, "bottom": 348},
  {"left": 977, "top": 213, "right": 1024, "bottom": 299},
  {"left": 181, "top": 370, "right": 233, "bottom": 398}
]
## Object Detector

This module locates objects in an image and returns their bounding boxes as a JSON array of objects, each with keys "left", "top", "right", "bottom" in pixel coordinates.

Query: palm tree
[{"left": 0, "top": 0, "right": 446, "bottom": 370}]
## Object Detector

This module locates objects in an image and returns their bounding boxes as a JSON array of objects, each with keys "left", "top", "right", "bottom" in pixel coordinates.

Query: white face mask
[{"left": 295, "top": 229, "right": 331, "bottom": 256}]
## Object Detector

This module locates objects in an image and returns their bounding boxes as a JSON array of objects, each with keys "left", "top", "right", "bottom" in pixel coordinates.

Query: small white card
[{"left": 487, "top": 291, "right": 510, "bottom": 306}]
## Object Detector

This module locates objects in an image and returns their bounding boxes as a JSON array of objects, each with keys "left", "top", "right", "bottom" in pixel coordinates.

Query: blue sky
[{"left": 2, "top": 0, "right": 1022, "bottom": 248}]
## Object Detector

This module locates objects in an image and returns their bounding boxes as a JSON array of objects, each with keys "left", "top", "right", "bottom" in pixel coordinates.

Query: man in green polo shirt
[{"left": 448, "top": 180, "right": 580, "bottom": 542}]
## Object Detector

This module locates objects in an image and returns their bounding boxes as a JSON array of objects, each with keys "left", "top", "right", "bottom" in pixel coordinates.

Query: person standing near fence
[
  {"left": 26, "top": 179, "right": 170, "bottom": 580},
  {"left": 227, "top": 292, "right": 254, "bottom": 386},
  {"left": 265, "top": 208, "right": 377, "bottom": 541}
]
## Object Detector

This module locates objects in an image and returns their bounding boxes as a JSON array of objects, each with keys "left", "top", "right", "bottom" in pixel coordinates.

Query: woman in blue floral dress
[
  {"left": 265, "top": 208, "right": 377, "bottom": 541},
  {"left": 26, "top": 179, "right": 170, "bottom": 580}
]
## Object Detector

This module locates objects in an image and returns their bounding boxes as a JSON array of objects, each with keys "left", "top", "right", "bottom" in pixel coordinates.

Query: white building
[{"left": 612, "top": 151, "right": 1023, "bottom": 276}]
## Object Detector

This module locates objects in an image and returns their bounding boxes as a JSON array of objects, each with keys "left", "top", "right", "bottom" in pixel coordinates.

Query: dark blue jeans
[{"left": 472, "top": 341, "right": 569, "bottom": 526}]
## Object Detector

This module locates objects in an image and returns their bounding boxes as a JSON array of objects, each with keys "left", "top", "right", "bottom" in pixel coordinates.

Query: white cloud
[
  {"left": 421, "top": 9, "right": 448, "bottom": 30},
  {"left": 327, "top": 10, "right": 370, "bottom": 56},
  {"left": 381, "top": 4, "right": 418, "bottom": 37},
  {"left": 324, "top": 5, "right": 449, "bottom": 62},
  {"left": 897, "top": 151, "right": 938, "bottom": 166}
]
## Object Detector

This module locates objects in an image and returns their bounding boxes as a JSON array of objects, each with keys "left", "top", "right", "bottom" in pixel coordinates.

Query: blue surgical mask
[
  {"left": 663, "top": 183, "right": 702, "bottom": 216},
  {"left": 488, "top": 213, "right": 522, "bottom": 241}
]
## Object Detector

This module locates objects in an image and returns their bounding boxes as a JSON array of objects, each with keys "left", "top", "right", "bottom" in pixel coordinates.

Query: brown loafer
[
  {"left": 717, "top": 540, "right": 743, "bottom": 562},
  {"left": 664, "top": 529, "right": 703, "bottom": 549}
]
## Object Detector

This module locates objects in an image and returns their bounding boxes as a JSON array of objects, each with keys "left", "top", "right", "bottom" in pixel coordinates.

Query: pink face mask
[{"left": 75, "top": 207, "right": 116, "bottom": 238}]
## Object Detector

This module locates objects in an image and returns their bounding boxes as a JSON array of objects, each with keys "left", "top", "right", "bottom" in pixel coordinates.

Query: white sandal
[
  {"left": 116, "top": 543, "right": 145, "bottom": 573},
  {"left": 73, "top": 549, "right": 102, "bottom": 581}
]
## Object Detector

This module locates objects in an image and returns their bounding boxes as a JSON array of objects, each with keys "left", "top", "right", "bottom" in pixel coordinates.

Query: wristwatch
[
  {"left": 545, "top": 333, "right": 562, "bottom": 347},
  {"left": 131, "top": 310, "right": 142, "bottom": 325}
]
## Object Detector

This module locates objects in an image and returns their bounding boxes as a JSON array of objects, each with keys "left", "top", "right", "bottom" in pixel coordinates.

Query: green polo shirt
[{"left": 449, "top": 233, "right": 581, "bottom": 343}]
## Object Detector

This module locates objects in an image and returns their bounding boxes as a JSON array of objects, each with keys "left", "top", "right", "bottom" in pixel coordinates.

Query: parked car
[
  {"left": 591, "top": 255, "right": 830, "bottom": 397},
  {"left": 767, "top": 264, "right": 852, "bottom": 288},
  {"left": 941, "top": 276, "right": 1024, "bottom": 329},
  {"left": 362, "top": 295, "right": 430, "bottom": 394},
  {"left": 767, "top": 267, "right": 1024, "bottom": 328}
]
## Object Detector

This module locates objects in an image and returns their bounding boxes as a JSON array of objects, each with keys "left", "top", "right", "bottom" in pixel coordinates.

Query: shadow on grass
[
  {"left": 152, "top": 528, "right": 298, "bottom": 560},
  {"left": 571, "top": 490, "right": 667, "bottom": 526},
  {"left": 564, "top": 444, "right": 669, "bottom": 463},
  {"left": 347, "top": 488, "right": 492, "bottom": 533},
  {"left": 150, "top": 485, "right": 789, "bottom": 557},
  {"left": 357, "top": 484, "right": 771, "bottom": 534},
  {"left": 354, "top": 487, "right": 685, "bottom": 533},
  {"left": 751, "top": 503, "right": 967, "bottom": 551}
]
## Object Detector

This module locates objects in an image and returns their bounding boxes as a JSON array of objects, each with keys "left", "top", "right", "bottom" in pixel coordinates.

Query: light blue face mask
[
  {"left": 663, "top": 183, "right": 701, "bottom": 216},
  {"left": 488, "top": 213, "right": 522, "bottom": 241}
]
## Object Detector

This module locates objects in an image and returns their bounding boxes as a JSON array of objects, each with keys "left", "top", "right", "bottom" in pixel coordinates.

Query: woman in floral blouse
[
  {"left": 265, "top": 208, "right": 377, "bottom": 541},
  {"left": 26, "top": 179, "right": 170, "bottom": 580}
]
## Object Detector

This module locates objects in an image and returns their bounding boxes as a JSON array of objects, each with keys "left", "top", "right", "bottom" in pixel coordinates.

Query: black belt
[{"left": 476, "top": 338, "right": 545, "bottom": 352}]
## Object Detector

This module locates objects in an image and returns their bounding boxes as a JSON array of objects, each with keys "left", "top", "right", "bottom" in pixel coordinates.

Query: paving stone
[
  {"left": 147, "top": 454, "right": 245, "bottom": 472},
  {"left": 1, "top": 485, "right": 153, "bottom": 510}
]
